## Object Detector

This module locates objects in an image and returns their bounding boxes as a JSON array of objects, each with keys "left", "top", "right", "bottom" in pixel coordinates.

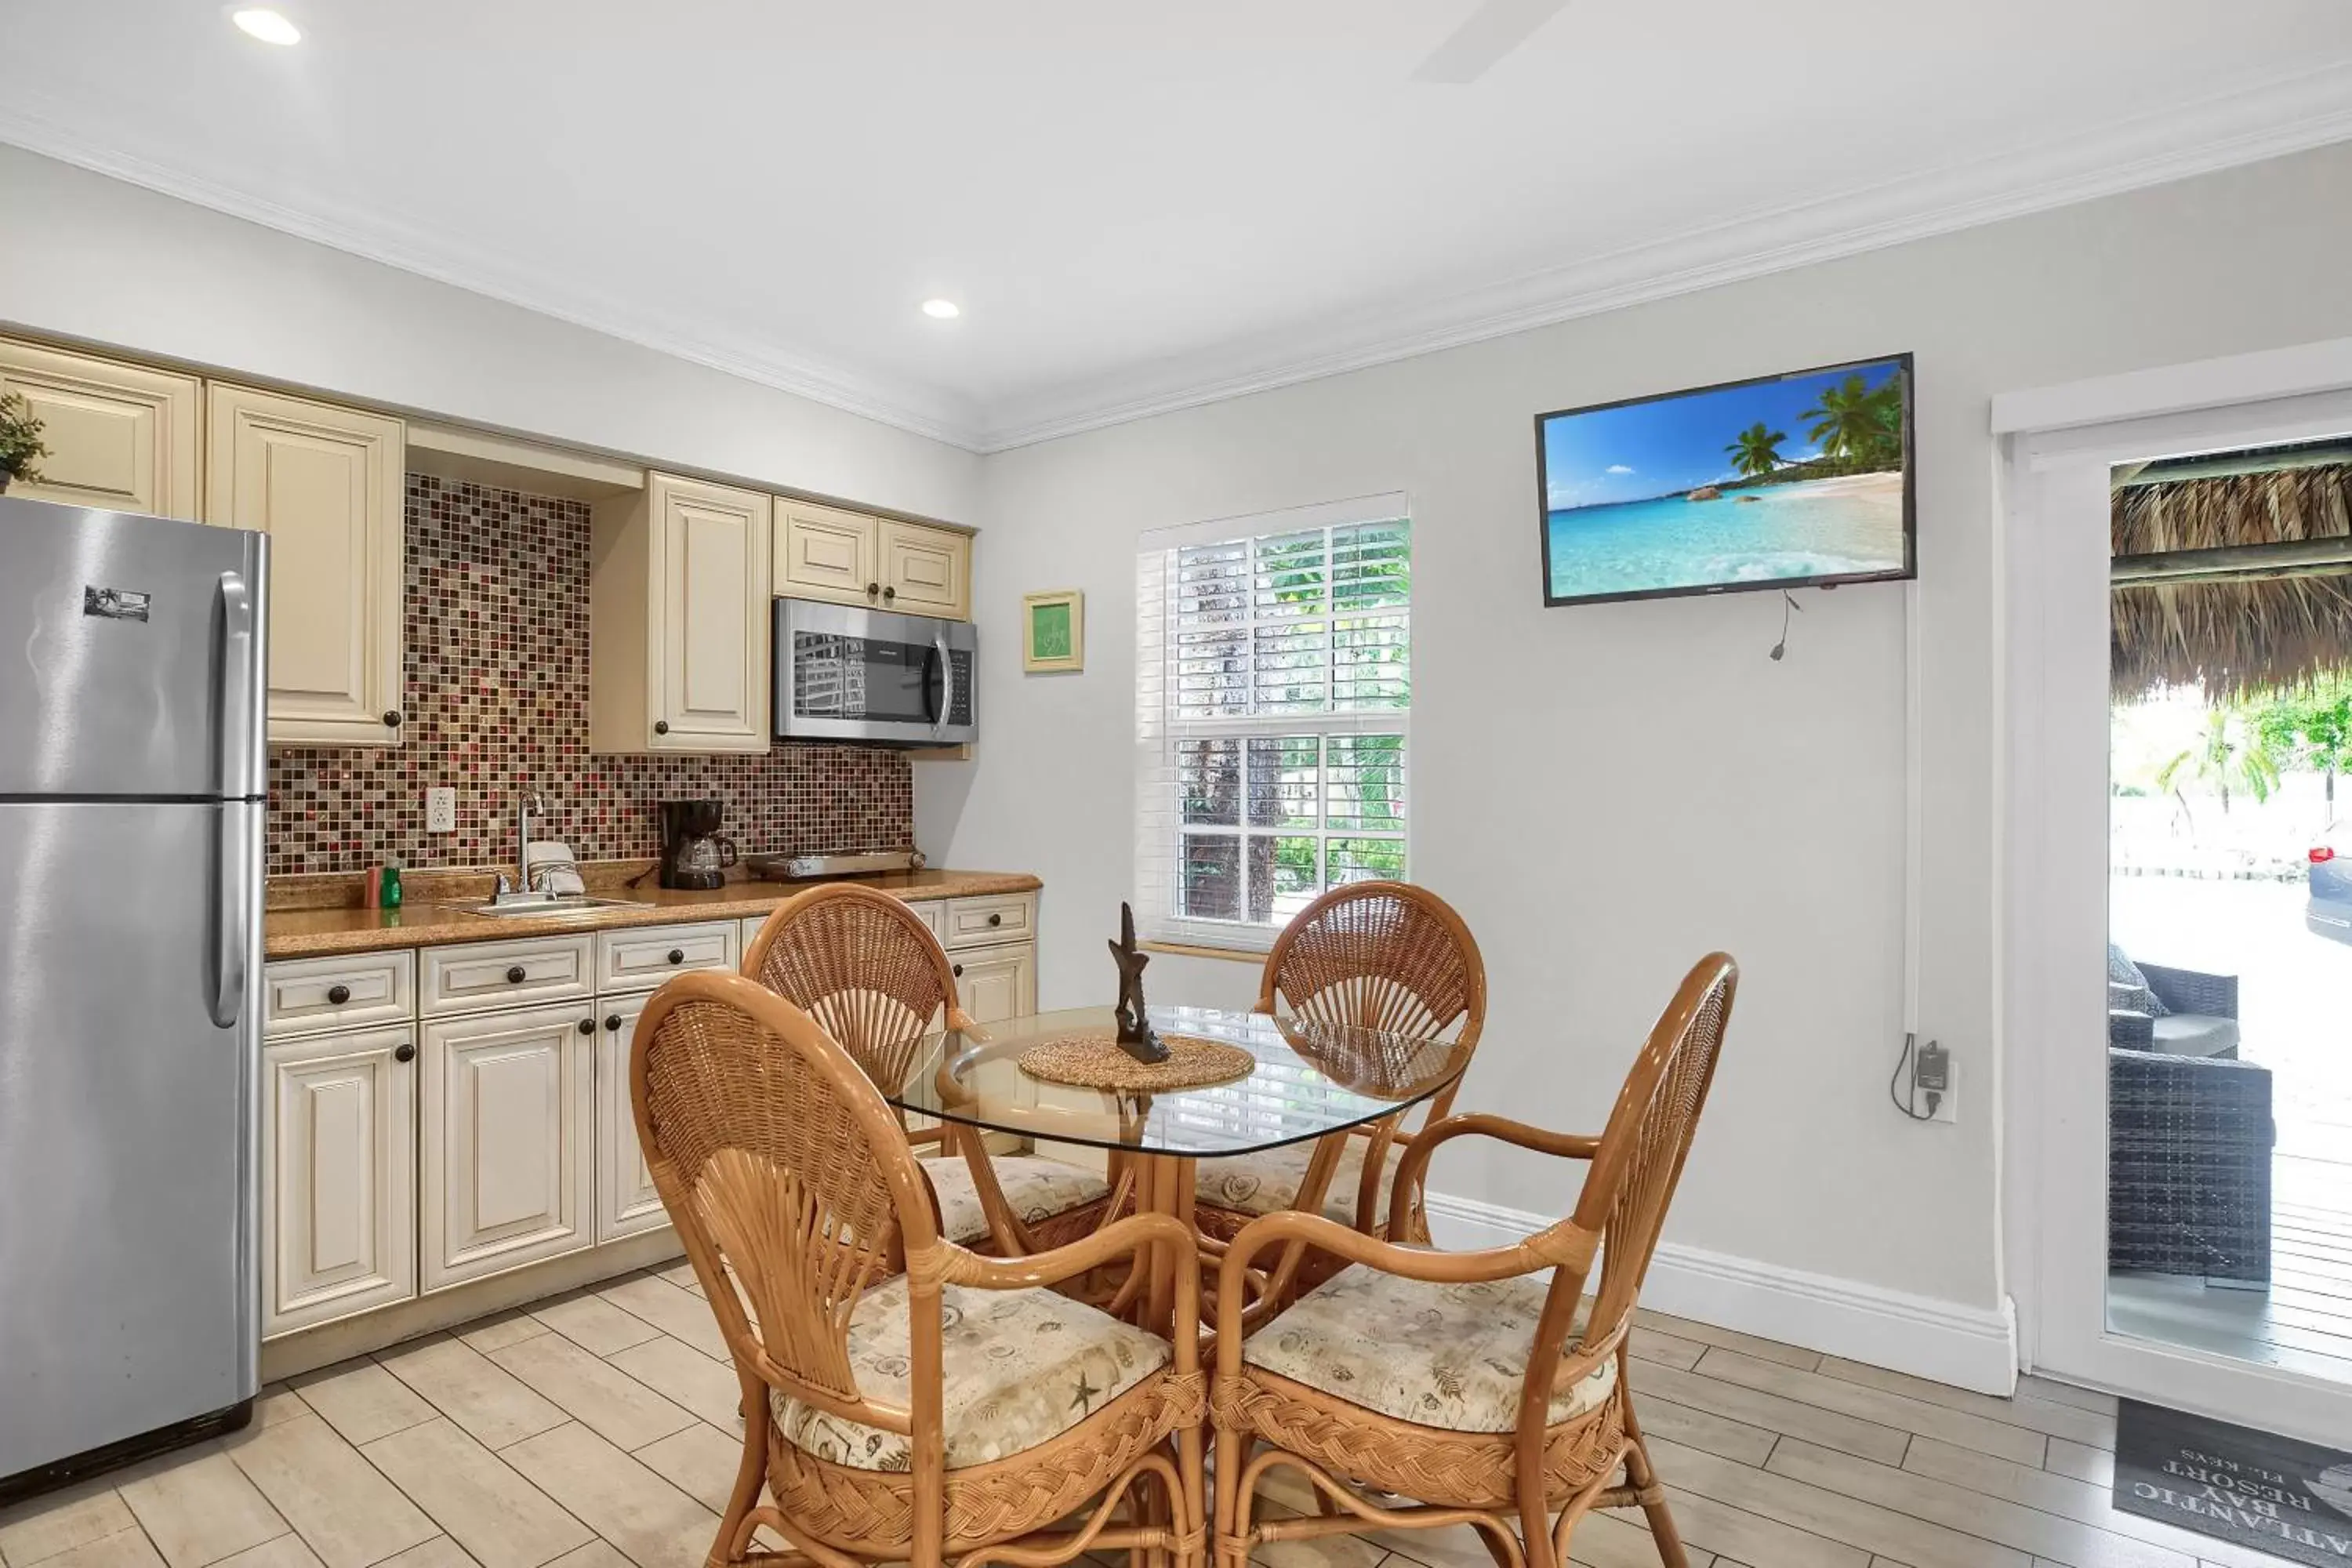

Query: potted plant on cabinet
[{"left": 0, "top": 391, "right": 49, "bottom": 495}]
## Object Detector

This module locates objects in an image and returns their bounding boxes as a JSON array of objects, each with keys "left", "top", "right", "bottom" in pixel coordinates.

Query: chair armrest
[
  {"left": 2109, "top": 1009, "right": 2155, "bottom": 1047},
  {"left": 938, "top": 1211, "right": 1196, "bottom": 1294},
  {"left": 2140, "top": 963, "right": 2238, "bottom": 1020},
  {"left": 1387, "top": 1113, "right": 1599, "bottom": 1241}
]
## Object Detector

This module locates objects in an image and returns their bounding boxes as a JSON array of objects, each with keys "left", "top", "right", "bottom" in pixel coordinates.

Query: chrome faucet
[{"left": 517, "top": 789, "right": 546, "bottom": 892}]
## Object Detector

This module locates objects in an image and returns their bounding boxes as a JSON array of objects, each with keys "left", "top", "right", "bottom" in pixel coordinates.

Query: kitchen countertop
[{"left": 263, "top": 869, "right": 1043, "bottom": 959}]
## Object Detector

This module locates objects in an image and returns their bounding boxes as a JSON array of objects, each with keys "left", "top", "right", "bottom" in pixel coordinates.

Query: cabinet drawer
[
  {"left": 906, "top": 901, "right": 945, "bottom": 940},
  {"left": 265, "top": 952, "right": 416, "bottom": 1037},
  {"left": 597, "top": 921, "right": 739, "bottom": 993},
  {"left": 421, "top": 935, "right": 594, "bottom": 1016},
  {"left": 942, "top": 894, "right": 1034, "bottom": 949}
]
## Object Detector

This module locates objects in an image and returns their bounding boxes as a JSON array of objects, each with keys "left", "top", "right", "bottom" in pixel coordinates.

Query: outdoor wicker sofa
[{"left": 2106, "top": 959, "right": 2272, "bottom": 1287}]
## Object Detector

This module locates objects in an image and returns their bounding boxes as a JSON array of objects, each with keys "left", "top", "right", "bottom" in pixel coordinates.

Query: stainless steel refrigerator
[{"left": 0, "top": 496, "right": 267, "bottom": 1491}]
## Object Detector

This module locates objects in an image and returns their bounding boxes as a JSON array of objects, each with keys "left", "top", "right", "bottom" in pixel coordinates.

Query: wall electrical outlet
[
  {"left": 426, "top": 786, "right": 457, "bottom": 833},
  {"left": 1914, "top": 1040, "right": 1957, "bottom": 1124}
]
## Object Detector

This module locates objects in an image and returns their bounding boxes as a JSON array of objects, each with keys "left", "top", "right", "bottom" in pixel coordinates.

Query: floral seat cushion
[
  {"left": 1241, "top": 1265, "right": 1616, "bottom": 1434},
  {"left": 920, "top": 1154, "right": 1109, "bottom": 1245},
  {"left": 1196, "top": 1138, "right": 1390, "bottom": 1226},
  {"left": 771, "top": 1275, "right": 1169, "bottom": 1471}
]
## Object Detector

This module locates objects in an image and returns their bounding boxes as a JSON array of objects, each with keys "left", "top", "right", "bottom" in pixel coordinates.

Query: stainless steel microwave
[{"left": 773, "top": 597, "right": 977, "bottom": 747}]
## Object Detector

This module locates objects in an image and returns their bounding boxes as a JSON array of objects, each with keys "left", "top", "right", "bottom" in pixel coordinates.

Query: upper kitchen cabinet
[
  {"left": 205, "top": 384, "right": 406, "bottom": 747},
  {"left": 774, "top": 502, "right": 972, "bottom": 621},
  {"left": 591, "top": 472, "right": 772, "bottom": 753},
  {"left": 0, "top": 337, "right": 202, "bottom": 521}
]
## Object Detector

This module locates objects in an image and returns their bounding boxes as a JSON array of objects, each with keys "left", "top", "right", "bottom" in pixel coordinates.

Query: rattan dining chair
[
  {"left": 744, "top": 884, "right": 1111, "bottom": 1256},
  {"left": 1193, "top": 882, "right": 1486, "bottom": 1269},
  {"left": 1209, "top": 953, "right": 1739, "bottom": 1568},
  {"left": 632, "top": 971, "right": 1206, "bottom": 1568}
]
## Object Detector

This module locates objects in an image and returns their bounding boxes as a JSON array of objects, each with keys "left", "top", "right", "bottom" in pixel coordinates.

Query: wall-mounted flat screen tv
[{"left": 1536, "top": 353, "right": 1915, "bottom": 607}]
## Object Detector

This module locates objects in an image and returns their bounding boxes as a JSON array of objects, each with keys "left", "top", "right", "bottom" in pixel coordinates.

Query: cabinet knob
[
  {"left": 394, "top": 1041, "right": 416, "bottom": 1063},
  {"left": 577, "top": 1018, "right": 596, "bottom": 1036},
  {"left": 865, "top": 582, "right": 880, "bottom": 597},
  {"left": 604, "top": 1014, "right": 622, "bottom": 1032},
  {"left": 952, "top": 963, "right": 964, "bottom": 977},
  {"left": 383, "top": 710, "right": 403, "bottom": 728},
  {"left": 882, "top": 586, "right": 896, "bottom": 601},
  {"left": 666, "top": 949, "right": 685, "bottom": 965},
  {"left": 652, "top": 720, "right": 670, "bottom": 736},
  {"left": 506, "top": 965, "right": 527, "bottom": 984},
  {"left": 987, "top": 912, "right": 1003, "bottom": 927},
  {"left": 325, "top": 984, "right": 351, "bottom": 1005}
]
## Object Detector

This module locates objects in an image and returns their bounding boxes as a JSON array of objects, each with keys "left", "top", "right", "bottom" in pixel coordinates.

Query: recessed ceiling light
[
  {"left": 230, "top": 8, "right": 301, "bottom": 45},
  {"left": 920, "top": 299, "right": 961, "bottom": 321}
]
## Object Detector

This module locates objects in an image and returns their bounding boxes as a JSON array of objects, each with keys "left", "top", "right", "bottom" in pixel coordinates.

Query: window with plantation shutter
[{"left": 1135, "top": 495, "right": 1410, "bottom": 950}]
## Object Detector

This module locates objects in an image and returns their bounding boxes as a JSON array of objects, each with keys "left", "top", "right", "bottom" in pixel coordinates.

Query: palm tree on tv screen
[
  {"left": 1725, "top": 423, "right": 1788, "bottom": 480},
  {"left": 1799, "top": 373, "right": 1905, "bottom": 470}
]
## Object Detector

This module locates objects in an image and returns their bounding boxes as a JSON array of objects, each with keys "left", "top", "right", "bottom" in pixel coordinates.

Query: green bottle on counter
[{"left": 379, "top": 857, "right": 403, "bottom": 910}]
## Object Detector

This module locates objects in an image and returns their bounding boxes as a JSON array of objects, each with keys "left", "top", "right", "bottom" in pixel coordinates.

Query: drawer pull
[
  {"left": 952, "top": 963, "right": 964, "bottom": 977},
  {"left": 325, "top": 984, "right": 351, "bottom": 1005},
  {"left": 394, "top": 1041, "right": 416, "bottom": 1063},
  {"left": 506, "top": 965, "right": 528, "bottom": 985},
  {"left": 987, "top": 913, "right": 1003, "bottom": 927},
  {"left": 578, "top": 1018, "right": 597, "bottom": 1035},
  {"left": 666, "top": 948, "right": 685, "bottom": 965},
  {"left": 605, "top": 1014, "right": 622, "bottom": 1032}
]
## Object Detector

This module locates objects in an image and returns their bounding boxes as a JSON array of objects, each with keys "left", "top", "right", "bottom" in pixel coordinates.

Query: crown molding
[
  {"left": 974, "top": 60, "right": 2352, "bottom": 452},
  {"left": 0, "top": 96, "right": 989, "bottom": 451}
]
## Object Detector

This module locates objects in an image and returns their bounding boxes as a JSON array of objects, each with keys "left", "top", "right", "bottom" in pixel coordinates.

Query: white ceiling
[{"left": 8, "top": 2, "right": 2352, "bottom": 450}]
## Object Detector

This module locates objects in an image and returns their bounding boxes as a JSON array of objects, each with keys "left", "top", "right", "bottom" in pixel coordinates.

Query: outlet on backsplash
[{"left": 426, "top": 786, "right": 457, "bottom": 833}]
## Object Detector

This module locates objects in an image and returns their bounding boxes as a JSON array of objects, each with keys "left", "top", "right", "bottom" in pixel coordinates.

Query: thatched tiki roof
[{"left": 2111, "top": 460, "right": 2352, "bottom": 702}]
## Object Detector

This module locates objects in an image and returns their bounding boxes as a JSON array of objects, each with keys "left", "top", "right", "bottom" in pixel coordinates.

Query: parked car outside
[{"left": 2306, "top": 844, "right": 2352, "bottom": 943}]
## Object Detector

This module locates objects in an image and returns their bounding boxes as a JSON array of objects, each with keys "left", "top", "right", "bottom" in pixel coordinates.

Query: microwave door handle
[{"left": 927, "top": 633, "right": 950, "bottom": 729}]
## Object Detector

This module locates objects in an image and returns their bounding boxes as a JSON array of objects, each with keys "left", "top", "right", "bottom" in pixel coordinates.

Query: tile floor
[{"left": 0, "top": 1264, "right": 2276, "bottom": 1568}]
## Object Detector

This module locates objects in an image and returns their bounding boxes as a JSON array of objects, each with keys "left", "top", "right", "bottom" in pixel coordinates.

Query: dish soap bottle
[{"left": 379, "top": 855, "right": 404, "bottom": 911}]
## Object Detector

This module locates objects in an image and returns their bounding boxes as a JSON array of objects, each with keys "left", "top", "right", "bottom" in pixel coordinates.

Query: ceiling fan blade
[{"left": 1410, "top": 0, "right": 1572, "bottom": 84}]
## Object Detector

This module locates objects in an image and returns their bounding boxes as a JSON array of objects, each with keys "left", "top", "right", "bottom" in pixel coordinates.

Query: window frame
[{"left": 1134, "top": 494, "right": 1412, "bottom": 953}]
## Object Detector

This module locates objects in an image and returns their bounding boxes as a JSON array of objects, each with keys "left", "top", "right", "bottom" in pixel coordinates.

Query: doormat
[{"left": 2114, "top": 1399, "right": 2352, "bottom": 1565}]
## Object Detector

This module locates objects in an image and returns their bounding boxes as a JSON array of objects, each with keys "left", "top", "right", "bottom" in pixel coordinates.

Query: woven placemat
[{"left": 1017, "top": 1032, "right": 1255, "bottom": 1091}]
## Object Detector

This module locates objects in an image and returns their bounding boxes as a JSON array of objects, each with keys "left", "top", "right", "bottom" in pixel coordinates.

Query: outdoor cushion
[
  {"left": 2108, "top": 944, "right": 2170, "bottom": 1017},
  {"left": 2150, "top": 1013, "right": 2240, "bottom": 1059},
  {"left": 920, "top": 1154, "right": 1109, "bottom": 1245},
  {"left": 1196, "top": 1138, "right": 1391, "bottom": 1226},
  {"left": 771, "top": 1275, "right": 1169, "bottom": 1471},
  {"left": 1242, "top": 1265, "right": 1617, "bottom": 1433}
]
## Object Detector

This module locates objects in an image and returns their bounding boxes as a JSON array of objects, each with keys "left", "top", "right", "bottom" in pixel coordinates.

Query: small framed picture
[{"left": 1022, "top": 590, "right": 1083, "bottom": 673}]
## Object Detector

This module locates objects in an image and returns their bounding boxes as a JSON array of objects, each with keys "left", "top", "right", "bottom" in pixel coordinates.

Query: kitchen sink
[{"left": 444, "top": 895, "right": 655, "bottom": 919}]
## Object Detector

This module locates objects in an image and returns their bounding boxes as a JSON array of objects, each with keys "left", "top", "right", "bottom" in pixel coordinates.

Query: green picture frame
[{"left": 1023, "top": 590, "right": 1083, "bottom": 673}]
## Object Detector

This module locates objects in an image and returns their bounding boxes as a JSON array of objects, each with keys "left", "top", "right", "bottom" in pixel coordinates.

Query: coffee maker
[{"left": 658, "top": 798, "right": 739, "bottom": 890}]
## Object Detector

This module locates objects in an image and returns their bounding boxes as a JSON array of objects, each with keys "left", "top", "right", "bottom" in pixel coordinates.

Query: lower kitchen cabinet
[
  {"left": 954, "top": 943, "right": 1037, "bottom": 1025},
  {"left": 263, "top": 1025, "right": 418, "bottom": 1338},
  {"left": 419, "top": 1000, "right": 598, "bottom": 1292},
  {"left": 595, "top": 993, "right": 667, "bottom": 1242}
]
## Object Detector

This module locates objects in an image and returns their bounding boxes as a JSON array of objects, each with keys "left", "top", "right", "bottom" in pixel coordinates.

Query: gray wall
[{"left": 920, "top": 140, "right": 2352, "bottom": 1314}]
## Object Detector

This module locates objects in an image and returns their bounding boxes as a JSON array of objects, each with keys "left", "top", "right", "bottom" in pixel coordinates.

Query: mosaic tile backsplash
[{"left": 265, "top": 475, "right": 915, "bottom": 876}]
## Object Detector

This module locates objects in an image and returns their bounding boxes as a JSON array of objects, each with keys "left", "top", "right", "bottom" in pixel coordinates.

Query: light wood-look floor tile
[
  {"left": 498, "top": 1425, "right": 713, "bottom": 1568},
  {"left": 208, "top": 1538, "right": 321, "bottom": 1568},
  {"left": 1814, "top": 1359, "right": 2118, "bottom": 1450},
  {"left": 1634, "top": 1311, "right": 1824, "bottom": 1371},
  {"left": 485, "top": 1338, "right": 694, "bottom": 1454},
  {"left": 1693, "top": 1349, "right": 2049, "bottom": 1468},
  {"left": 358, "top": 1421, "right": 590, "bottom": 1568},
  {"left": 0, "top": 1479, "right": 142, "bottom": 1568},
  {"left": 625, "top": 1427, "right": 742, "bottom": 1518},
  {"left": 590, "top": 1279, "right": 726, "bottom": 1365},
  {"left": 220, "top": 1414, "right": 437, "bottom": 1568},
  {"left": 369, "top": 1544, "right": 477, "bottom": 1568},
  {"left": 454, "top": 1316, "right": 550, "bottom": 1358},
  {"left": 374, "top": 1341, "right": 567, "bottom": 1453},
  {"left": 290, "top": 1364, "right": 438, "bottom": 1449},
  {"left": 597, "top": 1342, "right": 742, "bottom": 1437},
  {"left": 1628, "top": 1361, "right": 1911, "bottom": 1465},
  {"left": 29, "top": 1531, "right": 165, "bottom": 1568},
  {"left": 527, "top": 1298, "right": 662, "bottom": 1361},
  {"left": 114, "top": 1448, "right": 289, "bottom": 1568}
]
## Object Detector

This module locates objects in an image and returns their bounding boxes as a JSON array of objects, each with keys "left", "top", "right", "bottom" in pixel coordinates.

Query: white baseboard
[{"left": 1424, "top": 1190, "right": 2019, "bottom": 1397}]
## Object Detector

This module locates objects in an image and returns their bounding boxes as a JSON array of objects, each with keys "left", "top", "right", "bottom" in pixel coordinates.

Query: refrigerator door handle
[
  {"left": 214, "top": 571, "right": 258, "bottom": 800},
  {"left": 209, "top": 805, "right": 252, "bottom": 1029}
]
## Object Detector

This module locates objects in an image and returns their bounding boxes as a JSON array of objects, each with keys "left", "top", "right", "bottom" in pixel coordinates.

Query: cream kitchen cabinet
[
  {"left": 205, "top": 383, "right": 405, "bottom": 747},
  {"left": 952, "top": 944, "right": 1037, "bottom": 1025},
  {"left": 0, "top": 338, "right": 202, "bottom": 521},
  {"left": 595, "top": 993, "right": 667, "bottom": 1242},
  {"left": 592, "top": 474, "right": 772, "bottom": 753},
  {"left": 418, "top": 1000, "right": 599, "bottom": 1292},
  {"left": 773, "top": 503, "right": 971, "bottom": 622},
  {"left": 262, "top": 1024, "right": 418, "bottom": 1338}
]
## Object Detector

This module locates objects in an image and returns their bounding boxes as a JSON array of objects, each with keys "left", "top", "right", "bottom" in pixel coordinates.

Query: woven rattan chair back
[
  {"left": 1556, "top": 953, "right": 1739, "bottom": 1366},
  {"left": 744, "top": 883, "right": 957, "bottom": 1120},
  {"left": 1259, "top": 880, "right": 1486, "bottom": 1105},
  {"left": 632, "top": 971, "right": 938, "bottom": 1421}
]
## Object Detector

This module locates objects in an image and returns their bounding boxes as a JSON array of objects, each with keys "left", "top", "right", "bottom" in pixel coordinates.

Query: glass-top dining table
[{"left": 891, "top": 1003, "right": 1475, "bottom": 1333}]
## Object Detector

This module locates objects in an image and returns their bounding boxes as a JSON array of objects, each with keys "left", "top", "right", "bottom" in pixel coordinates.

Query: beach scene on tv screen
[{"left": 1541, "top": 358, "right": 1908, "bottom": 601}]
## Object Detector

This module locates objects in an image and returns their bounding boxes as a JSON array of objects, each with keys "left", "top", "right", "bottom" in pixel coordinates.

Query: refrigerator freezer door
[
  {"left": 0, "top": 800, "right": 263, "bottom": 1479},
  {"left": 0, "top": 498, "right": 266, "bottom": 800}
]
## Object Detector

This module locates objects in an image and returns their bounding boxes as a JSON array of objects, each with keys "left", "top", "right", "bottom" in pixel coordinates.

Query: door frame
[{"left": 1999, "top": 341, "right": 2352, "bottom": 1446}]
